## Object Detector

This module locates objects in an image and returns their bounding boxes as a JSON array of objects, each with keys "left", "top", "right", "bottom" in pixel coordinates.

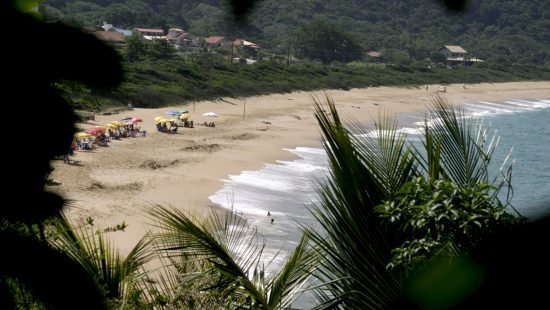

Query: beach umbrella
[
  {"left": 131, "top": 117, "right": 143, "bottom": 122},
  {"left": 121, "top": 116, "right": 133, "bottom": 121},
  {"left": 154, "top": 116, "right": 164, "bottom": 122},
  {"left": 165, "top": 111, "right": 181, "bottom": 116},
  {"left": 74, "top": 132, "right": 91, "bottom": 139},
  {"left": 202, "top": 112, "right": 218, "bottom": 117},
  {"left": 179, "top": 113, "right": 190, "bottom": 120},
  {"left": 180, "top": 110, "right": 189, "bottom": 114},
  {"left": 105, "top": 123, "right": 118, "bottom": 129},
  {"left": 111, "top": 121, "right": 123, "bottom": 127},
  {"left": 85, "top": 127, "right": 104, "bottom": 136}
]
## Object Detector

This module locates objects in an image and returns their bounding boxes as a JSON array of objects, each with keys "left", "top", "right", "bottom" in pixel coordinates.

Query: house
[
  {"left": 233, "top": 39, "right": 261, "bottom": 59},
  {"left": 167, "top": 28, "right": 196, "bottom": 46},
  {"left": 205, "top": 36, "right": 230, "bottom": 48},
  {"left": 166, "top": 28, "right": 201, "bottom": 54},
  {"left": 166, "top": 28, "right": 184, "bottom": 39},
  {"left": 366, "top": 51, "right": 382, "bottom": 62},
  {"left": 101, "top": 22, "right": 132, "bottom": 37},
  {"left": 438, "top": 45, "right": 483, "bottom": 66},
  {"left": 134, "top": 28, "right": 164, "bottom": 39}
]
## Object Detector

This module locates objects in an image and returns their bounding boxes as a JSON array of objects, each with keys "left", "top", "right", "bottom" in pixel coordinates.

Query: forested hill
[{"left": 41, "top": 0, "right": 550, "bottom": 65}]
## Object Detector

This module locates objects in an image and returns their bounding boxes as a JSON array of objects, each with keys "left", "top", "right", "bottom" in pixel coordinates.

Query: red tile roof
[{"left": 205, "top": 36, "right": 225, "bottom": 44}]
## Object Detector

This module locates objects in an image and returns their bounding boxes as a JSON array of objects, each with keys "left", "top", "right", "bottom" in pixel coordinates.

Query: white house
[{"left": 438, "top": 45, "right": 483, "bottom": 66}]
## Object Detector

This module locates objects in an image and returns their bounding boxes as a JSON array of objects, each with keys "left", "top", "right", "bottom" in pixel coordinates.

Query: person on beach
[
  {"left": 271, "top": 218, "right": 274, "bottom": 224},
  {"left": 267, "top": 211, "right": 271, "bottom": 216}
]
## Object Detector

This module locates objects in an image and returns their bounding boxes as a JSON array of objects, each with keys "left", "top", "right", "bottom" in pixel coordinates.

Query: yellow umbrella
[
  {"left": 154, "top": 116, "right": 164, "bottom": 122},
  {"left": 105, "top": 123, "right": 118, "bottom": 129},
  {"left": 179, "top": 113, "right": 190, "bottom": 120},
  {"left": 111, "top": 121, "right": 123, "bottom": 127},
  {"left": 74, "top": 132, "right": 92, "bottom": 139}
]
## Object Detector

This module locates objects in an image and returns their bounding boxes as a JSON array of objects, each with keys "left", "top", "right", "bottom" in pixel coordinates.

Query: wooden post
[
  {"left": 243, "top": 99, "right": 246, "bottom": 119},
  {"left": 193, "top": 101, "right": 196, "bottom": 112}
]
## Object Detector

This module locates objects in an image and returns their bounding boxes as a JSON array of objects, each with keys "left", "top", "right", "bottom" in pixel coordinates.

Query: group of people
[
  {"left": 156, "top": 121, "right": 178, "bottom": 134},
  {"left": 66, "top": 120, "right": 146, "bottom": 164},
  {"left": 203, "top": 121, "right": 216, "bottom": 127}
]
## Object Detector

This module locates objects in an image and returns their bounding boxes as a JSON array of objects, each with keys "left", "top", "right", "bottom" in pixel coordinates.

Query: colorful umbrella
[{"left": 74, "top": 132, "right": 92, "bottom": 139}]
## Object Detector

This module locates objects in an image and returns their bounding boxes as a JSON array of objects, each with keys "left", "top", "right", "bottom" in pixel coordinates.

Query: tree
[
  {"left": 294, "top": 19, "right": 363, "bottom": 64},
  {"left": 126, "top": 33, "right": 149, "bottom": 62},
  {"left": 50, "top": 215, "right": 153, "bottom": 304},
  {"left": 147, "top": 206, "right": 316, "bottom": 309},
  {"left": 1, "top": 0, "right": 122, "bottom": 308},
  {"left": 149, "top": 38, "right": 177, "bottom": 60},
  {"left": 306, "top": 94, "right": 524, "bottom": 308}
]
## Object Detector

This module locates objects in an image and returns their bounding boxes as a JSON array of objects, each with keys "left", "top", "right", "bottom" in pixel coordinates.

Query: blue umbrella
[
  {"left": 165, "top": 111, "right": 181, "bottom": 116},
  {"left": 121, "top": 116, "right": 133, "bottom": 121}
]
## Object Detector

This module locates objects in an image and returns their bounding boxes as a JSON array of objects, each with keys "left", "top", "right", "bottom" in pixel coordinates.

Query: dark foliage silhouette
[{"left": 0, "top": 1, "right": 122, "bottom": 308}]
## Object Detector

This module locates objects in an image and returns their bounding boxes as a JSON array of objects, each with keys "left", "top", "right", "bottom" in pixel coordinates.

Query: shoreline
[{"left": 49, "top": 81, "right": 550, "bottom": 254}]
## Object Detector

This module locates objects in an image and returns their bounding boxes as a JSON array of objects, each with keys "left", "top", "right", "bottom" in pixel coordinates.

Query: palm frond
[
  {"left": 50, "top": 215, "right": 153, "bottom": 300},
  {"left": 267, "top": 234, "right": 317, "bottom": 309},
  {"left": 148, "top": 205, "right": 270, "bottom": 308},
  {"left": 416, "top": 94, "right": 515, "bottom": 208},
  {"left": 308, "top": 95, "right": 405, "bottom": 309}
]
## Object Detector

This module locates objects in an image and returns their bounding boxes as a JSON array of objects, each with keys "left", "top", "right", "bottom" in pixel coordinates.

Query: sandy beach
[{"left": 48, "top": 81, "right": 550, "bottom": 254}]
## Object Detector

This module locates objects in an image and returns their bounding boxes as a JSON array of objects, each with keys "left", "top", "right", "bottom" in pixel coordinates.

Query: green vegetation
[
  {"left": 68, "top": 57, "right": 550, "bottom": 110},
  {"left": 294, "top": 19, "right": 363, "bottom": 64},
  {"left": 41, "top": 0, "right": 550, "bottom": 65},
  {"left": 40, "top": 0, "right": 550, "bottom": 111}
]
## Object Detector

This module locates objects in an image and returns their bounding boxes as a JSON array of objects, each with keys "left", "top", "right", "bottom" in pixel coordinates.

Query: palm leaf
[
  {"left": 267, "top": 234, "right": 317, "bottom": 309},
  {"left": 308, "top": 95, "right": 406, "bottom": 309},
  {"left": 416, "top": 94, "right": 514, "bottom": 208},
  {"left": 149, "top": 205, "right": 316, "bottom": 309},
  {"left": 50, "top": 215, "right": 153, "bottom": 300},
  {"left": 149, "top": 205, "right": 269, "bottom": 308}
]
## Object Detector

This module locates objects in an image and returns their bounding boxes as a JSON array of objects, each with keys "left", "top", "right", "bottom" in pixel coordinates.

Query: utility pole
[
  {"left": 230, "top": 39, "right": 234, "bottom": 63},
  {"left": 243, "top": 99, "right": 246, "bottom": 119},
  {"left": 287, "top": 45, "right": 291, "bottom": 65}
]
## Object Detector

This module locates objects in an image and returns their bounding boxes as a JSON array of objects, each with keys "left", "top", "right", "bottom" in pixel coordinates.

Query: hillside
[{"left": 41, "top": 0, "right": 550, "bottom": 65}]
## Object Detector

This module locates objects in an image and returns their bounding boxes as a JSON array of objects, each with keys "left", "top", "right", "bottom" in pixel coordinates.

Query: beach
[{"left": 48, "top": 81, "right": 550, "bottom": 254}]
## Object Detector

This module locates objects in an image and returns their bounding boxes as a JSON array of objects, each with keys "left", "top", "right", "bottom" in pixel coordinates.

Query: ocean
[{"left": 209, "top": 97, "right": 550, "bottom": 300}]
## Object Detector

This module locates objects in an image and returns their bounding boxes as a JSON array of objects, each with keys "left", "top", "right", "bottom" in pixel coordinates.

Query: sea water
[{"left": 209, "top": 97, "right": 550, "bottom": 305}]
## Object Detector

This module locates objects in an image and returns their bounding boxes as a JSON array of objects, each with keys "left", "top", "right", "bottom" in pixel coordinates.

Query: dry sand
[{"left": 48, "top": 81, "right": 550, "bottom": 254}]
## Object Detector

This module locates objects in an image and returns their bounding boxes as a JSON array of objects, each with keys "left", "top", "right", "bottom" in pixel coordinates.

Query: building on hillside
[
  {"left": 101, "top": 22, "right": 132, "bottom": 37},
  {"left": 438, "top": 45, "right": 483, "bottom": 66},
  {"left": 166, "top": 28, "right": 184, "bottom": 39},
  {"left": 93, "top": 31, "right": 126, "bottom": 48},
  {"left": 205, "top": 36, "right": 230, "bottom": 48},
  {"left": 366, "top": 51, "right": 382, "bottom": 62},
  {"left": 166, "top": 28, "right": 201, "bottom": 54},
  {"left": 134, "top": 28, "right": 164, "bottom": 39},
  {"left": 233, "top": 39, "right": 261, "bottom": 59}
]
